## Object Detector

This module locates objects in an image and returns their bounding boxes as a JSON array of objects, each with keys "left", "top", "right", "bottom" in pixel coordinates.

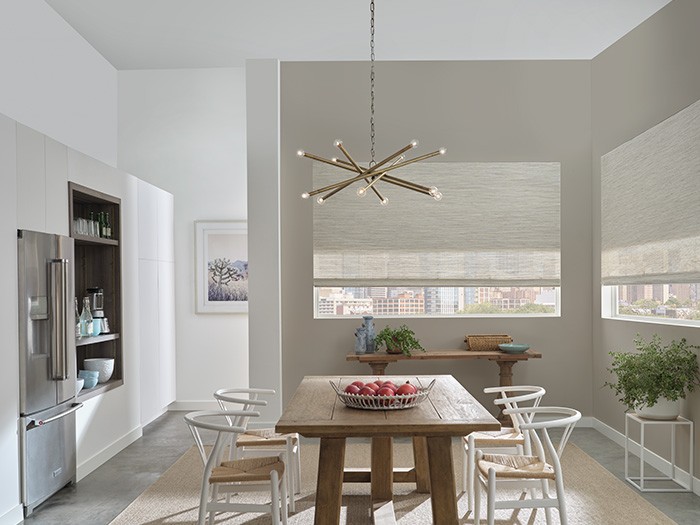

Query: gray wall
[
  {"left": 279, "top": 60, "right": 593, "bottom": 416},
  {"left": 592, "top": 0, "right": 700, "bottom": 470}
]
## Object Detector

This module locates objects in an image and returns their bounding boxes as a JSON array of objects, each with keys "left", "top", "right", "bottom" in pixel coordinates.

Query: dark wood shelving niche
[{"left": 69, "top": 182, "right": 123, "bottom": 395}]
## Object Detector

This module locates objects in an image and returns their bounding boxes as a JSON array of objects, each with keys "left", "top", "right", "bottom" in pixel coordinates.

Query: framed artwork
[{"left": 195, "top": 221, "right": 248, "bottom": 313}]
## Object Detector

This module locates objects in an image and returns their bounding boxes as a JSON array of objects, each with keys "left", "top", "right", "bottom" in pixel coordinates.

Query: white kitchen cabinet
[
  {"left": 137, "top": 181, "right": 176, "bottom": 426},
  {"left": 16, "top": 124, "right": 45, "bottom": 232},
  {"left": 45, "top": 138, "right": 69, "bottom": 236}
]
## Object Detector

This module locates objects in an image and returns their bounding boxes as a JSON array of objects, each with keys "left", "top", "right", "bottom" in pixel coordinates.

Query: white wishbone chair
[
  {"left": 184, "top": 410, "right": 289, "bottom": 525},
  {"left": 474, "top": 406, "right": 581, "bottom": 525},
  {"left": 214, "top": 387, "right": 301, "bottom": 513},
  {"left": 464, "top": 385, "right": 546, "bottom": 511}
]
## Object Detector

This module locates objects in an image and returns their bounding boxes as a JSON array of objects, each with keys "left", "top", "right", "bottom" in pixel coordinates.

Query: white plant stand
[{"left": 625, "top": 412, "right": 693, "bottom": 492}]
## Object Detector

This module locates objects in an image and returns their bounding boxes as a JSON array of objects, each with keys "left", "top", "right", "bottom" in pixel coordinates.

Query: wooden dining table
[{"left": 276, "top": 374, "right": 500, "bottom": 525}]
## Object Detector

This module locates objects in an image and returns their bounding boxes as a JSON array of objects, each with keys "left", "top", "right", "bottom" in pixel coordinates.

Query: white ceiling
[{"left": 46, "top": 0, "right": 672, "bottom": 70}]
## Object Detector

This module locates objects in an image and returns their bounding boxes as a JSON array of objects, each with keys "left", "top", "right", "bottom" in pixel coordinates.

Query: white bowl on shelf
[
  {"left": 76, "top": 377, "right": 85, "bottom": 394},
  {"left": 83, "top": 358, "right": 115, "bottom": 383}
]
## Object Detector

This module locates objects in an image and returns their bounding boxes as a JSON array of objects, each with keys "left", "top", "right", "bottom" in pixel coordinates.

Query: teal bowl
[
  {"left": 78, "top": 369, "right": 99, "bottom": 389},
  {"left": 498, "top": 343, "right": 530, "bottom": 354}
]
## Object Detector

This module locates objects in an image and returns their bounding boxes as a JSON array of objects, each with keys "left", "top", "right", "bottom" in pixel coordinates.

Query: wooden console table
[{"left": 346, "top": 348, "right": 541, "bottom": 392}]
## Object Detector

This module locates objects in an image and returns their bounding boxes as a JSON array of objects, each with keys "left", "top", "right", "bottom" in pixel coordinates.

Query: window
[
  {"left": 601, "top": 99, "right": 700, "bottom": 325},
  {"left": 313, "top": 162, "right": 561, "bottom": 318}
]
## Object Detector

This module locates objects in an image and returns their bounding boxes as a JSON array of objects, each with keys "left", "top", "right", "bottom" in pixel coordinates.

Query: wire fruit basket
[{"left": 330, "top": 380, "right": 436, "bottom": 410}]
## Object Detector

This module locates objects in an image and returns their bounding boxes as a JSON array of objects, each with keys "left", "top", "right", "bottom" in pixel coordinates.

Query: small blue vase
[
  {"left": 354, "top": 328, "right": 367, "bottom": 354},
  {"left": 363, "top": 316, "right": 376, "bottom": 353}
]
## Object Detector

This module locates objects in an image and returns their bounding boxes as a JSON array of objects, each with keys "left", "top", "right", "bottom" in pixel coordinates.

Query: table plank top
[
  {"left": 346, "top": 348, "right": 542, "bottom": 363},
  {"left": 276, "top": 375, "right": 500, "bottom": 438}
]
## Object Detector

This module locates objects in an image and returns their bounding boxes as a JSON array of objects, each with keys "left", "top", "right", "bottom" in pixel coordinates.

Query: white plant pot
[{"left": 637, "top": 397, "right": 681, "bottom": 420}]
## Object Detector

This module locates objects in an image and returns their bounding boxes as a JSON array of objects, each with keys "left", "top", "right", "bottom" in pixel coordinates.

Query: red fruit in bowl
[
  {"left": 351, "top": 380, "right": 365, "bottom": 388},
  {"left": 344, "top": 384, "right": 361, "bottom": 395},
  {"left": 365, "top": 382, "right": 380, "bottom": 392},
  {"left": 377, "top": 386, "right": 395, "bottom": 396},
  {"left": 359, "top": 386, "right": 376, "bottom": 396},
  {"left": 382, "top": 383, "right": 398, "bottom": 392},
  {"left": 396, "top": 382, "right": 418, "bottom": 396}
]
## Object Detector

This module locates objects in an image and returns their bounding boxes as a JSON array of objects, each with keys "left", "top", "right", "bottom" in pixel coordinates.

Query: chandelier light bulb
[
  {"left": 317, "top": 196, "right": 325, "bottom": 205},
  {"left": 297, "top": 150, "right": 305, "bottom": 157},
  {"left": 433, "top": 192, "right": 443, "bottom": 201},
  {"left": 357, "top": 187, "right": 367, "bottom": 197},
  {"left": 429, "top": 186, "right": 439, "bottom": 196},
  {"left": 439, "top": 147, "right": 447, "bottom": 155},
  {"left": 333, "top": 140, "right": 343, "bottom": 147},
  {"left": 380, "top": 197, "right": 389, "bottom": 206},
  {"left": 331, "top": 157, "right": 338, "bottom": 163},
  {"left": 410, "top": 139, "right": 419, "bottom": 148},
  {"left": 301, "top": 192, "right": 310, "bottom": 199}
]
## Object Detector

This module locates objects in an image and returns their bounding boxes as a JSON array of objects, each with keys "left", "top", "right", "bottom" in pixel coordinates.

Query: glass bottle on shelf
[
  {"left": 88, "top": 211, "right": 96, "bottom": 237},
  {"left": 97, "top": 212, "right": 104, "bottom": 238},
  {"left": 79, "top": 297, "right": 93, "bottom": 337},
  {"left": 105, "top": 212, "right": 112, "bottom": 239},
  {"left": 74, "top": 297, "right": 81, "bottom": 338}
]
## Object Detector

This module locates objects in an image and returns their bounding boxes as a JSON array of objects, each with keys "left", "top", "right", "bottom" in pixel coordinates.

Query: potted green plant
[
  {"left": 605, "top": 334, "right": 700, "bottom": 419},
  {"left": 374, "top": 324, "right": 425, "bottom": 357}
]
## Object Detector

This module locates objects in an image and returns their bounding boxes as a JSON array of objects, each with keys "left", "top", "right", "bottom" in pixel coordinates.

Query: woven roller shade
[
  {"left": 601, "top": 99, "right": 700, "bottom": 285},
  {"left": 313, "top": 161, "right": 560, "bottom": 287}
]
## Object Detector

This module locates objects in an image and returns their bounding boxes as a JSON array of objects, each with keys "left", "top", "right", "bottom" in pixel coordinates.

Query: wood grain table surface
[{"left": 276, "top": 375, "right": 500, "bottom": 525}]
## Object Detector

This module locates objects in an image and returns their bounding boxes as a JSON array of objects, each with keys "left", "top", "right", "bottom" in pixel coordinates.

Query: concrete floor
[{"left": 21, "top": 413, "right": 700, "bottom": 525}]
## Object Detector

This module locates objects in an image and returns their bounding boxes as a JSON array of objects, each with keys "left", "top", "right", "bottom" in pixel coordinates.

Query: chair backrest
[
  {"left": 484, "top": 385, "right": 546, "bottom": 432},
  {"left": 214, "top": 387, "right": 276, "bottom": 429},
  {"left": 185, "top": 409, "right": 259, "bottom": 467},
  {"left": 503, "top": 406, "right": 581, "bottom": 477}
]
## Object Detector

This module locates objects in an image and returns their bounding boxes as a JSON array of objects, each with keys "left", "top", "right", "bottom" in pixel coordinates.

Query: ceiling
[{"left": 46, "top": 0, "right": 672, "bottom": 70}]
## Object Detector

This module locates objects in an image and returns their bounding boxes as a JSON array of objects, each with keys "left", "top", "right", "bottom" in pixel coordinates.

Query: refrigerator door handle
[
  {"left": 48, "top": 259, "right": 69, "bottom": 380},
  {"left": 26, "top": 403, "right": 83, "bottom": 431}
]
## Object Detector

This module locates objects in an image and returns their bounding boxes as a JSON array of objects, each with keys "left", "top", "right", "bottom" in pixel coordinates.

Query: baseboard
[
  {"left": 0, "top": 503, "right": 24, "bottom": 525},
  {"left": 77, "top": 426, "right": 143, "bottom": 481},
  {"left": 592, "top": 418, "right": 699, "bottom": 496}
]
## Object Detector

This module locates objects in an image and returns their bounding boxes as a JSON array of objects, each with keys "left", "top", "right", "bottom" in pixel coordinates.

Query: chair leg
[
  {"left": 279, "top": 468, "right": 289, "bottom": 525},
  {"left": 286, "top": 440, "right": 296, "bottom": 513},
  {"left": 474, "top": 475, "right": 481, "bottom": 525},
  {"left": 462, "top": 443, "right": 468, "bottom": 493},
  {"left": 271, "top": 470, "right": 280, "bottom": 525},
  {"left": 487, "top": 469, "right": 496, "bottom": 525},
  {"left": 294, "top": 442, "right": 302, "bottom": 493},
  {"left": 540, "top": 479, "right": 552, "bottom": 525},
  {"left": 467, "top": 436, "right": 476, "bottom": 511},
  {"left": 555, "top": 474, "right": 568, "bottom": 525}
]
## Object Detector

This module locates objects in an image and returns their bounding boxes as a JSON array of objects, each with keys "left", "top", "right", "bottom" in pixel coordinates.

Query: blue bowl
[
  {"left": 78, "top": 370, "right": 99, "bottom": 389},
  {"left": 498, "top": 343, "right": 530, "bottom": 354}
]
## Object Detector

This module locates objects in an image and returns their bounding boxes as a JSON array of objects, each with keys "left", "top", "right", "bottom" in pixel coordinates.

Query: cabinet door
[
  {"left": 137, "top": 180, "right": 158, "bottom": 261},
  {"left": 158, "top": 260, "right": 176, "bottom": 406},
  {"left": 16, "top": 124, "right": 45, "bottom": 231},
  {"left": 157, "top": 190, "right": 174, "bottom": 263},
  {"left": 45, "top": 138, "right": 69, "bottom": 236},
  {"left": 138, "top": 259, "right": 161, "bottom": 425}
]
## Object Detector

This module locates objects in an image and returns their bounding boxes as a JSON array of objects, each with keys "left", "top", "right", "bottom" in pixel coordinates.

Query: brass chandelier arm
[
  {"left": 300, "top": 151, "right": 358, "bottom": 172},
  {"left": 335, "top": 142, "right": 364, "bottom": 173},
  {"left": 375, "top": 149, "right": 445, "bottom": 173},
  {"left": 382, "top": 175, "right": 432, "bottom": 195}
]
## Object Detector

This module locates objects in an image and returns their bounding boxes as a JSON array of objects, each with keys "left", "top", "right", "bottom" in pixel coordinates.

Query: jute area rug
[{"left": 110, "top": 441, "right": 675, "bottom": 525}]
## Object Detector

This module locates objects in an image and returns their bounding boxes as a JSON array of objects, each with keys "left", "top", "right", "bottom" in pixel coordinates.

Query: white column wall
[{"left": 118, "top": 68, "right": 249, "bottom": 406}]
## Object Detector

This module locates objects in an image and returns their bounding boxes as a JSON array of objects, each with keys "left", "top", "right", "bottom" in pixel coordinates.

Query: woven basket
[
  {"left": 464, "top": 334, "right": 513, "bottom": 351},
  {"left": 330, "top": 380, "right": 435, "bottom": 410}
]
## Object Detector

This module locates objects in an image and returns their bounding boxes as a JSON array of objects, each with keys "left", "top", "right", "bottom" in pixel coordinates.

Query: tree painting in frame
[{"left": 195, "top": 221, "right": 248, "bottom": 313}]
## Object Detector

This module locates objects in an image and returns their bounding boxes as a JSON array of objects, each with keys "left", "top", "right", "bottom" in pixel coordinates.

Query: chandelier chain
[{"left": 369, "top": 0, "right": 376, "bottom": 166}]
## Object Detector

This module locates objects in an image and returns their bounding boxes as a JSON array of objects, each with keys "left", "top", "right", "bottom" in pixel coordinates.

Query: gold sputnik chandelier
[{"left": 297, "top": 0, "right": 446, "bottom": 205}]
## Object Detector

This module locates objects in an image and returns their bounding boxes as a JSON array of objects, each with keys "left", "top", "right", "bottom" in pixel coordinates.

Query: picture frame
[{"left": 195, "top": 221, "right": 248, "bottom": 313}]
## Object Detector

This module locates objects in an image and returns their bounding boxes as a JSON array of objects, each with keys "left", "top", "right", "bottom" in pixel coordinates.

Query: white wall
[
  {"left": 0, "top": 114, "right": 22, "bottom": 525},
  {"left": 0, "top": 3, "right": 117, "bottom": 521},
  {"left": 118, "top": 68, "right": 249, "bottom": 406},
  {"left": 0, "top": 0, "right": 117, "bottom": 166}
]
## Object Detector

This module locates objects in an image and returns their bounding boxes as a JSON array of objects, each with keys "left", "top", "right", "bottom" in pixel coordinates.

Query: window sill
[{"left": 601, "top": 315, "right": 700, "bottom": 329}]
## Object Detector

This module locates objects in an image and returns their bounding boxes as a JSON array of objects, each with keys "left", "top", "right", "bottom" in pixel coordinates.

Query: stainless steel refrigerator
[{"left": 18, "top": 230, "right": 82, "bottom": 516}]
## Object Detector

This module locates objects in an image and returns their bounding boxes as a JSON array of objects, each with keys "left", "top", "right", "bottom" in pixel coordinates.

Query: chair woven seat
[
  {"left": 463, "top": 427, "right": 525, "bottom": 447},
  {"left": 478, "top": 453, "right": 555, "bottom": 480},
  {"left": 237, "top": 429, "right": 298, "bottom": 448},
  {"left": 210, "top": 455, "right": 285, "bottom": 484}
]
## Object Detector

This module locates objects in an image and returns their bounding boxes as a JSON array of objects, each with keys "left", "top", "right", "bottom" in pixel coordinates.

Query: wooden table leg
[
  {"left": 371, "top": 437, "right": 393, "bottom": 503},
  {"left": 496, "top": 360, "right": 516, "bottom": 425},
  {"left": 427, "top": 436, "right": 458, "bottom": 525},
  {"left": 369, "top": 361, "right": 389, "bottom": 376},
  {"left": 314, "top": 437, "right": 346, "bottom": 525},
  {"left": 412, "top": 436, "right": 431, "bottom": 493}
]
